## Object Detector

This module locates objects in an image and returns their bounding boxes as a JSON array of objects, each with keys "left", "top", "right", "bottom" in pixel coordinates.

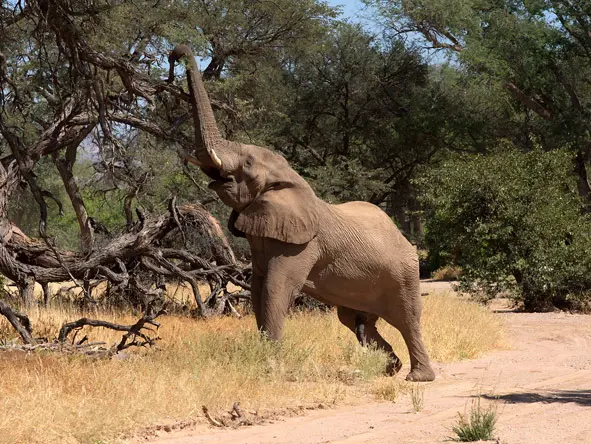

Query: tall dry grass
[{"left": 0, "top": 293, "right": 505, "bottom": 443}]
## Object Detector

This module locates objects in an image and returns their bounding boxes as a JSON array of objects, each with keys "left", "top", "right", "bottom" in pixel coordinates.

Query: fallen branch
[
  {"left": 231, "top": 402, "right": 243, "bottom": 419},
  {"left": 58, "top": 303, "right": 167, "bottom": 352},
  {"left": 58, "top": 318, "right": 136, "bottom": 343},
  {"left": 3, "top": 203, "right": 249, "bottom": 317},
  {"left": 202, "top": 405, "right": 225, "bottom": 427},
  {"left": 225, "top": 299, "right": 241, "bottom": 318},
  {"left": 0, "top": 300, "right": 36, "bottom": 344},
  {"left": 115, "top": 304, "right": 167, "bottom": 351}
]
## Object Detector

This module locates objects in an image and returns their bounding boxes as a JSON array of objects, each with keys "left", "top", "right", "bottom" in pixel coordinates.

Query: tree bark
[
  {"left": 409, "top": 194, "right": 424, "bottom": 239},
  {"left": 203, "top": 52, "right": 226, "bottom": 81},
  {"left": 54, "top": 141, "right": 95, "bottom": 254},
  {"left": 575, "top": 147, "right": 591, "bottom": 208},
  {"left": 387, "top": 190, "right": 411, "bottom": 234},
  {"left": 0, "top": 300, "right": 36, "bottom": 344},
  {"left": 41, "top": 282, "right": 50, "bottom": 306},
  {"left": 504, "top": 82, "right": 553, "bottom": 120},
  {"left": 19, "top": 275, "right": 36, "bottom": 307}
]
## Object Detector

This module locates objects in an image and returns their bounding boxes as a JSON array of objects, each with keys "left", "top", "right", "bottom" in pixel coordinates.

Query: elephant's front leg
[
  {"left": 254, "top": 239, "right": 316, "bottom": 340},
  {"left": 250, "top": 273, "right": 264, "bottom": 328}
]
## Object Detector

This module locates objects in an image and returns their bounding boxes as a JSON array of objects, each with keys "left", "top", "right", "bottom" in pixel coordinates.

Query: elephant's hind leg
[
  {"left": 337, "top": 307, "right": 403, "bottom": 376},
  {"left": 354, "top": 311, "right": 367, "bottom": 346},
  {"left": 382, "top": 290, "right": 435, "bottom": 382}
]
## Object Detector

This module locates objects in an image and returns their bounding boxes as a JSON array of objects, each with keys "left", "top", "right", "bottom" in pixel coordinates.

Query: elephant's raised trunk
[{"left": 168, "top": 45, "right": 223, "bottom": 169}]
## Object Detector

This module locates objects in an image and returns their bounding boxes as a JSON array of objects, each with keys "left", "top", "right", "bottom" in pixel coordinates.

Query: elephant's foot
[
  {"left": 386, "top": 354, "right": 403, "bottom": 376},
  {"left": 405, "top": 364, "right": 436, "bottom": 382}
]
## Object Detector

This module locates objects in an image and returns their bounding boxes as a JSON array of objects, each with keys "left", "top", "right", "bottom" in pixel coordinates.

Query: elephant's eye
[{"left": 244, "top": 156, "right": 254, "bottom": 168}]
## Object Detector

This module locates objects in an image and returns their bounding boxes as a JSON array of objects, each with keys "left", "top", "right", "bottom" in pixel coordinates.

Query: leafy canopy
[{"left": 420, "top": 147, "right": 591, "bottom": 310}]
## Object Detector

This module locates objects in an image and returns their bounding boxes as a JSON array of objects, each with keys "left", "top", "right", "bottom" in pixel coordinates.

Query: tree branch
[
  {"left": 504, "top": 82, "right": 553, "bottom": 120},
  {"left": 0, "top": 299, "right": 36, "bottom": 344}
]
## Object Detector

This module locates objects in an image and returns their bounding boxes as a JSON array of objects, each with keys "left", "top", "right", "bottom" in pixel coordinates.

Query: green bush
[
  {"left": 419, "top": 148, "right": 591, "bottom": 311},
  {"left": 451, "top": 397, "right": 497, "bottom": 442}
]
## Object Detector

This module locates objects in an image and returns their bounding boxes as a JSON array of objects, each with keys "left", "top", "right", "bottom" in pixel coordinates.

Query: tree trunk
[
  {"left": 0, "top": 300, "right": 36, "bottom": 344},
  {"left": 54, "top": 143, "right": 95, "bottom": 253},
  {"left": 41, "top": 282, "right": 50, "bottom": 307},
  {"left": 19, "top": 275, "right": 36, "bottom": 307},
  {"left": 387, "top": 190, "right": 411, "bottom": 234},
  {"left": 575, "top": 147, "right": 591, "bottom": 209},
  {"left": 409, "top": 194, "right": 424, "bottom": 239},
  {"left": 124, "top": 193, "right": 136, "bottom": 230},
  {"left": 203, "top": 52, "right": 226, "bottom": 81}
]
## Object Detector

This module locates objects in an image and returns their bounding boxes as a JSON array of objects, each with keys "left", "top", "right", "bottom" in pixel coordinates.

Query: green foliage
[
  {"left": 420, "top": 148, "right": 591, "bottom": 311},
  {"left": 367, "top": 0, "right": 591, "bottom": 156},
  {"left": 305, "top": 158, "right": 388, "bottom": 203},
  {"left": 263, "top": 22, "right": 448, "bottom": 204},
  {"left": 451, "top": 397, "right": 497, "bottom": 442}
]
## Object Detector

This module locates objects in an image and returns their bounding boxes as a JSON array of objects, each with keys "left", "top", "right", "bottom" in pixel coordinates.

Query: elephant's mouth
[
  {"left": 207, "top": 176, "right": 234, "bottom": 190},
  {"left": 200, "top": 166, "right": 225, "bottom": 181},
  {"left": 201, "top": 167, "right": 234, "bottom": 189},
  {"left": 208, "top": 179, "right": 233, "bottom": 190}
]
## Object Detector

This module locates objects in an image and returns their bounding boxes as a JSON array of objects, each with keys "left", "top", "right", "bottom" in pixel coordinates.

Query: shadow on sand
[{"left": 483, "top": 390, "right": 591, "bottom": 407}]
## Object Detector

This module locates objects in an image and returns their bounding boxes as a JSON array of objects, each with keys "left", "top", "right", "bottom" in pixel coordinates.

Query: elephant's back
[
  {"left": 327, "top": 201, "right": 415, "bottom": 255},
  {"left": 310, "top": 201, "right": 418, "bottom": 307}
]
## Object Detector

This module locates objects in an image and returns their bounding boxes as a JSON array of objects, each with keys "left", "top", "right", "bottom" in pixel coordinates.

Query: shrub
[
  {"left": 419, "top": 148, "right": 591, "bottom": 311},
  {"left": 432, "top": 265, "right": 462, "bottom": 281},
  {"left": 451, "top": 397, "right": 497, "bottom": 442}
]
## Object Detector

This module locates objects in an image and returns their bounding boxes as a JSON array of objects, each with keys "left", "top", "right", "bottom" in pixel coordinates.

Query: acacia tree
[
  {"left": 366, "top": 0, "right": 591, "bottom": 206},
  {"left": 359, "top": 0, "right": 591, "bottom": 307},
  {"left": 248, "top": 22, "right": 471, "bottom": 240}
]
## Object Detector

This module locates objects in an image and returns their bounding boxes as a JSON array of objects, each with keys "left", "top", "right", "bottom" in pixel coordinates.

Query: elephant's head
[{"left": 169, "top": 45, "right": 320, "bottom": 244}]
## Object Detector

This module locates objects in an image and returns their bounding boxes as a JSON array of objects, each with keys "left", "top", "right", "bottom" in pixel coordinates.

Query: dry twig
[{"left": 202, "top": 405, "right": 224, "bottom": 427}]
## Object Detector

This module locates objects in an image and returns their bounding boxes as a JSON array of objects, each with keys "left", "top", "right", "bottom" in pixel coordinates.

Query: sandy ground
[{"left": 146, "top": 282, "right": 591, "bottom": 444}]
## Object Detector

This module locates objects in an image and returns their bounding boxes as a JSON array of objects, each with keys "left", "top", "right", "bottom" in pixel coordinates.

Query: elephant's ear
[{"left": 235, "top": 186, "right": 319, "bottom": 244}]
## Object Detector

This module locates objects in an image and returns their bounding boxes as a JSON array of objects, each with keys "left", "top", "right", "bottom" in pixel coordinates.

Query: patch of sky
[{"left": 326, "top": 0, "right": 453, "bottom": 65}]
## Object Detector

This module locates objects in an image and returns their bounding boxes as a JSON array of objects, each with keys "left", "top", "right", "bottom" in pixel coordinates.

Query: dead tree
[
  {"left": 2, "top": 202, "right": 249, "bottom": 311},
  {"left": 0, "top": 0, "right": 253, "bottom": 337},
  {"left": 0, "top": 296, "right": 167, "bottom": 356}
]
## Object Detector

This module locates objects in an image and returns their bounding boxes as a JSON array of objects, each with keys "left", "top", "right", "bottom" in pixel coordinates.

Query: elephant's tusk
[
  {"left": 207, "top": 147, "right": 223, "bottom": 169},
  {"left": 178, "top": 147, "right": 223, "bottom": 169}
]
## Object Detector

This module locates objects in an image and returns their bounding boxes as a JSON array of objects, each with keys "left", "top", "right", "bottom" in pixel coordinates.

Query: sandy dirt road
[{"left": 150, "top": 287, "right": 591, "bottom": 444}]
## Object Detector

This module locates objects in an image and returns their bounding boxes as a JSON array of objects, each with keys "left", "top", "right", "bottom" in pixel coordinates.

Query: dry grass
[
  {"left": 410, "top": 383, "right": 425, "bottom": 412},
  {"left": 432, "top": 265, "right": 462, "bottom": 281},
  {"left": 0, "top": 293, "right": 505, "bottom": 443}
]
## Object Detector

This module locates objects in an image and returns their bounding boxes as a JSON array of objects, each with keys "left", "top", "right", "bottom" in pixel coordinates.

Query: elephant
[{"left": 167, "top": 45, "right": 436, "bottom": 382}]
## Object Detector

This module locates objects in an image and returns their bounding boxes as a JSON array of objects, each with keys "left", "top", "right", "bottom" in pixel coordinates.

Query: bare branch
[
  {"left": 114, "top": 304, "right": 167, "bottom": 351},
  {"left": 58, "top": 318, "right": 135, "bottom": 342},
  {"left": 504, "top": 82, "right": 553, "bottom": 120},
  {"left": 0, "top": 300, "right": 36, "bottom": 344}
]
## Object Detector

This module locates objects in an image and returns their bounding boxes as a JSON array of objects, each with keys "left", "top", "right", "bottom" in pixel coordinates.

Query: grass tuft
[
  {"left": 0, "top": 293, "right": 504, "bottom": 443},
  {"left": 410, "top": 383, "right": 425, "bottom": 412},
  {"left": 372, "top": 377, "right": 401, "bottom": 401},
  {"left": 451, "top": 397, "right": 498, "bottom": 442}
]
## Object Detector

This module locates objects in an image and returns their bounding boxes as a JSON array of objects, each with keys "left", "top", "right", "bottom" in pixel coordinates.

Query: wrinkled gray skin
[{"left": 168, "top": 45, "right": 435, "bottom": 381}]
